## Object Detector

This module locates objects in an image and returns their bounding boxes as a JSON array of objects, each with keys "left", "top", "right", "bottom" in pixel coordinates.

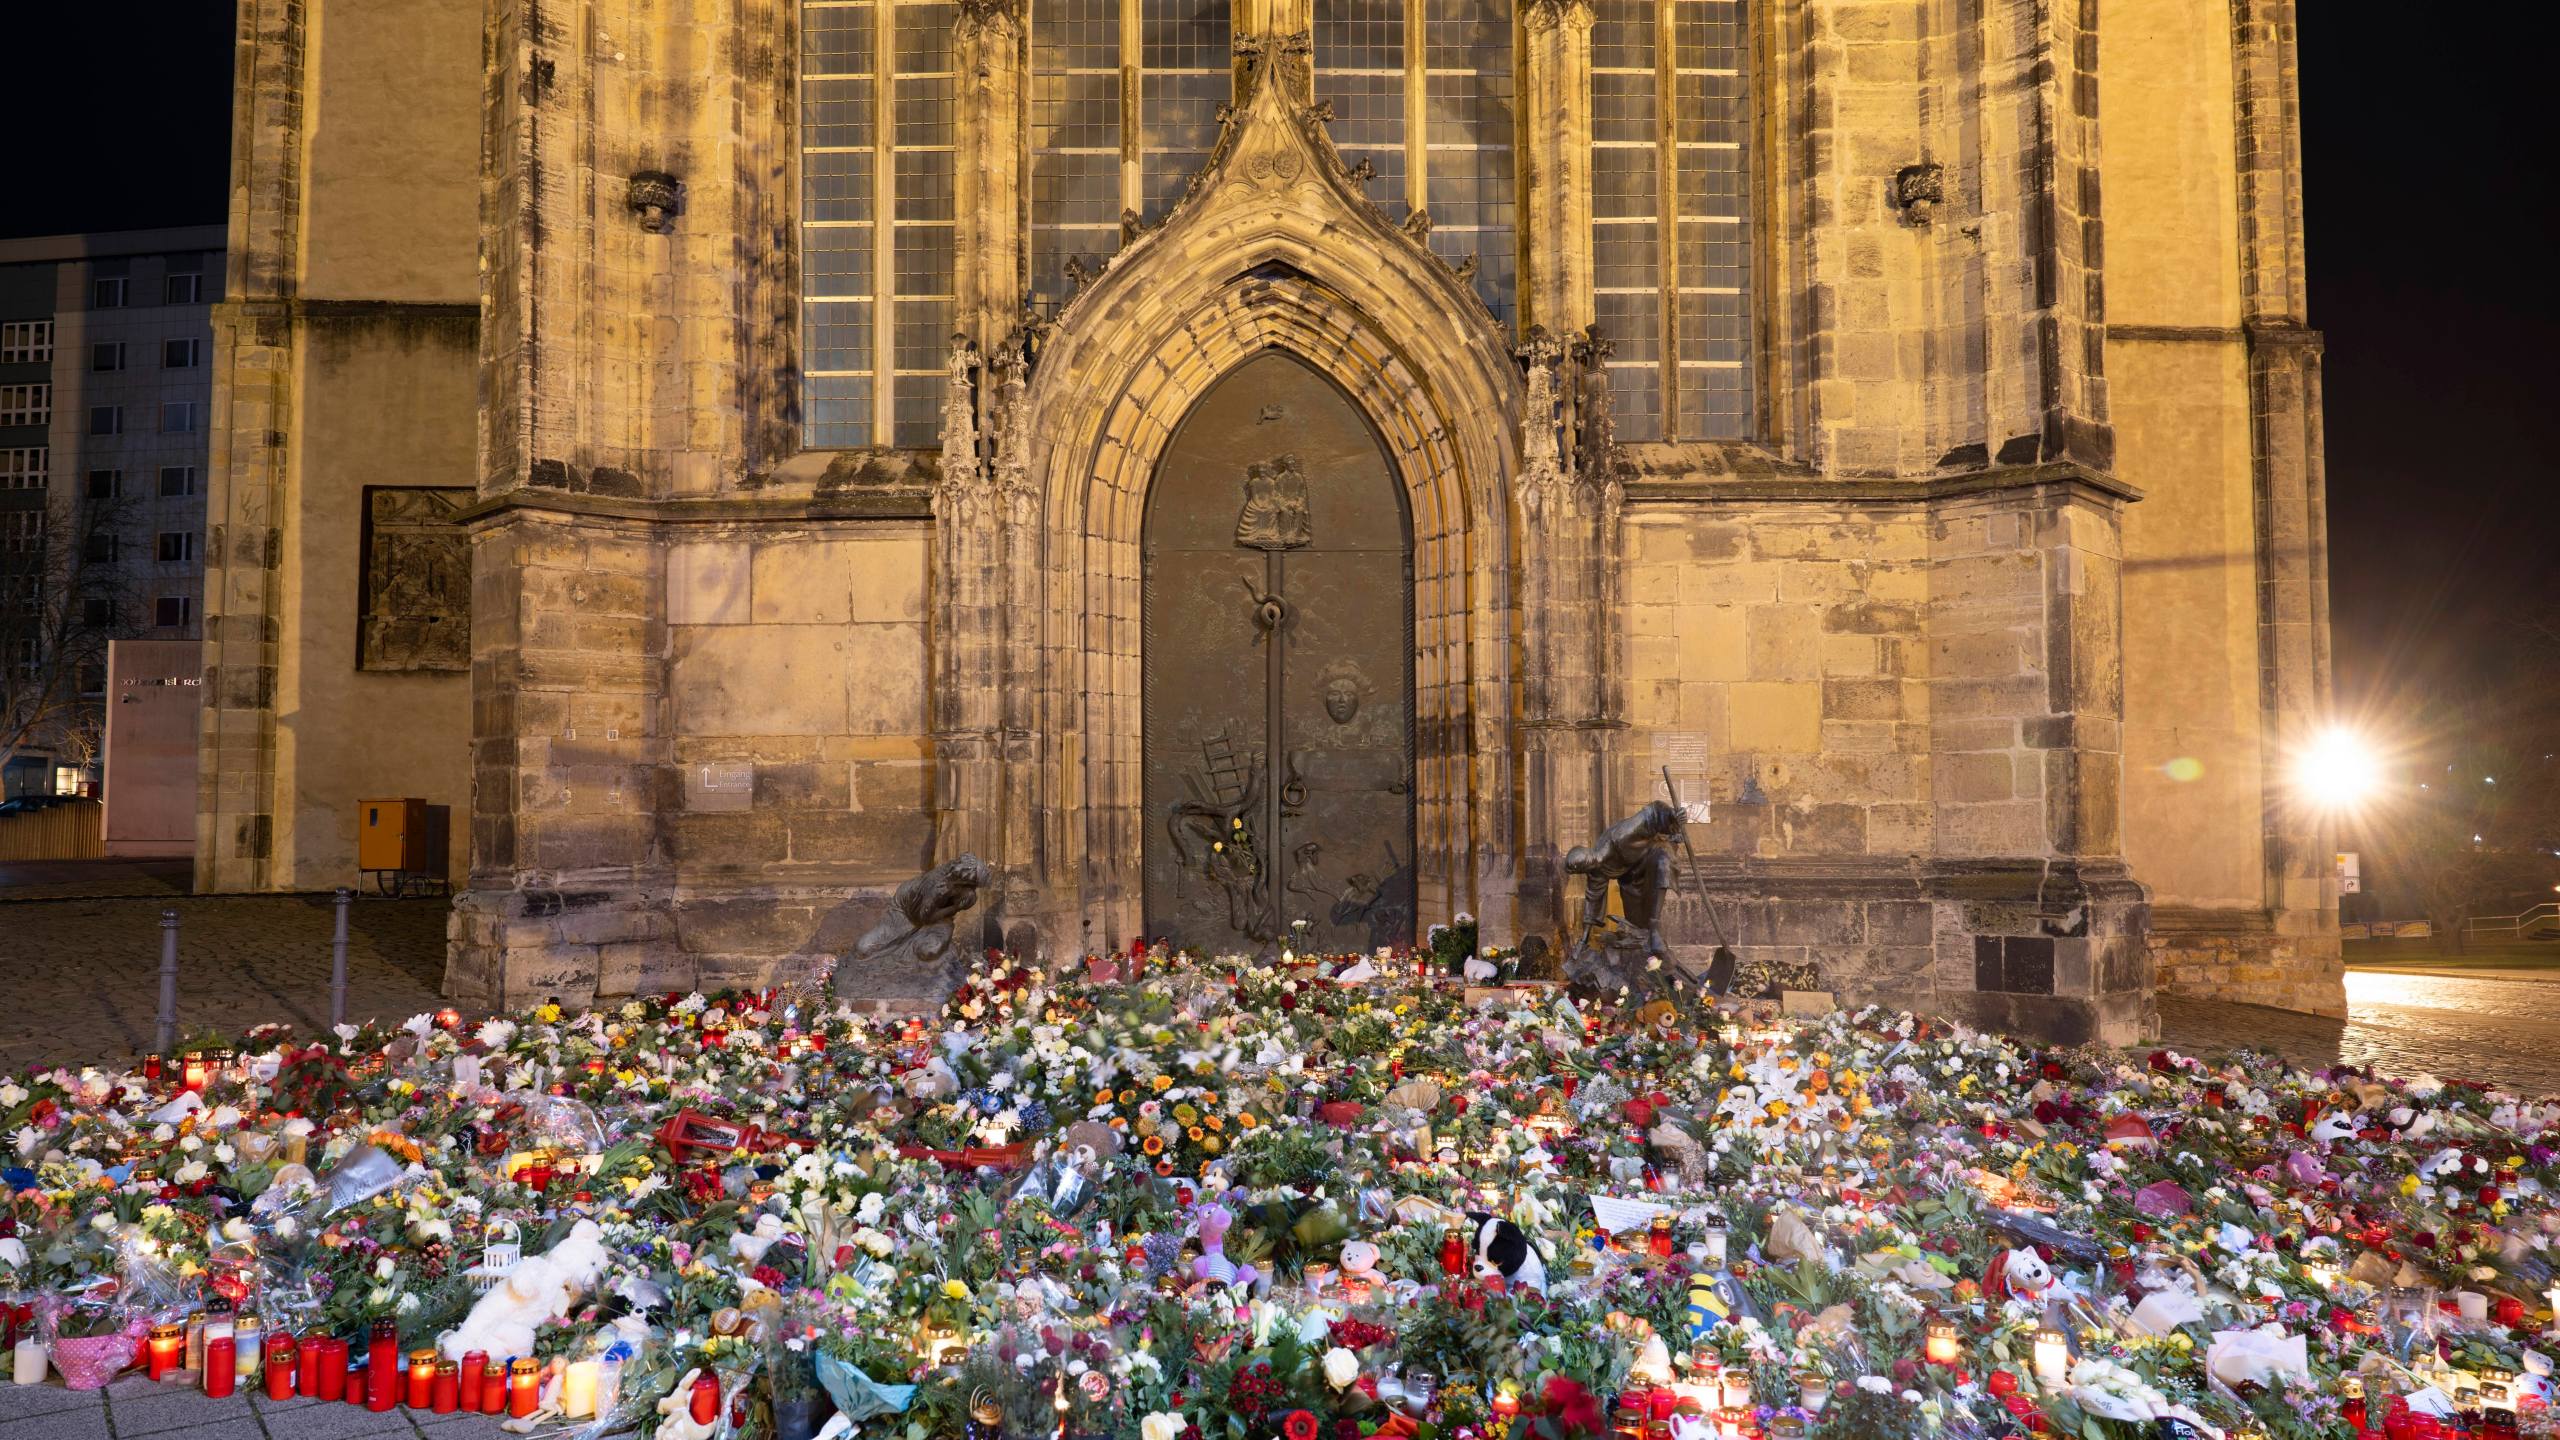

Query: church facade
[{"left": 200, "top": 0, "right": 2339, "bottom": 1041}]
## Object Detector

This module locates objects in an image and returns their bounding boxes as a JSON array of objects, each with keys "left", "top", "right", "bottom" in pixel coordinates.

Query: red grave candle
[
  {"left": 316, "top": 1338, "right": 348, "bottom": 1401},
  {"left": 459, "top": 1351, "right": 487, "bottom": 1411},
  {"left": 366, "top": 1320, "right": 399, "bottom": 1410},
  {"left": 481, "top": 1359, "right": 508, "bottom": 1414},
  {"left": 407, "top": 1348, "right": 438, "bottom": 1408},
  {"left": 432, "top": 1360, "right": 459, "bottom": 1414},
  {"left": 297, "top": 1334, "right": 324, "bottom": 1398},
  {"left": 203, "top": 1336, "right": 237, "bottom": 1399},
  {"left": 509, "top": 1358, "right": 541, "bottom": 1418},
  {"left": 265, "top": 1332, "right": 296, "bottom": 1400},
  {"left": 689, "top": 1371, "right": 721, "bottom": 1426}
]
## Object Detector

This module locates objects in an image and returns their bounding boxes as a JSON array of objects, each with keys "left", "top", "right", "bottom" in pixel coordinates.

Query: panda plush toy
[{"left": 1466, "top": 1212, "right": 1547, "bottom": 1294}]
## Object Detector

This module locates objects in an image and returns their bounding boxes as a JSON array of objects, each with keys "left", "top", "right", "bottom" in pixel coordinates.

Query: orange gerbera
[
  {"left": 1152, "top": 1075, "right": 1173, "bottom": 1092},
  {"left": 1186, "top": 1126, "right": 1204, "bottom": 1142},
  {"left": 1142, "top": 1135, "right": 1164, "bottom": 1155}
]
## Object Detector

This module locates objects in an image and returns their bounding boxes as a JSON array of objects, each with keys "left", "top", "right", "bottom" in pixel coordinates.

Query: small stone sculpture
[
  {"left": 849, "top": 853, "right": 992, "bottom": 995},
  {"left": 1561, "top": 801, "right": 1684, "bottom": 1001}
]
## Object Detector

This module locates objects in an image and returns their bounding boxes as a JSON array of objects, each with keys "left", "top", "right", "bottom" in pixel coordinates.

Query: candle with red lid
[{"left": 203, "top": 1336, "right": 236, "bottom": 1399}]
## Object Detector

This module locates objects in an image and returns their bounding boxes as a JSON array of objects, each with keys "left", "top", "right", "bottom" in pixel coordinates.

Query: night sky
[{"left": 6, "top": 9, "right": 2549, "bottom": 717}]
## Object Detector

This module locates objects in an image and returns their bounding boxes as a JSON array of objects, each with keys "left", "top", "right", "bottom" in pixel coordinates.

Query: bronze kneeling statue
[
  {"left": 1561, "top": 801, "right": 1733, "bottom": 1006},
  {"left": 850, "top": 853, "right": 992, "bottom": 996}
]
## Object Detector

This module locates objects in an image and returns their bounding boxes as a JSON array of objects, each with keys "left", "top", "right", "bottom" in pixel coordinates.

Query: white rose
[
  {"left": 1322, "top": 1347, "right": 1359, "bottom": 1391},
  {"left": 1139, "top": 1413, "right": 1187, "bottom": 1440}
]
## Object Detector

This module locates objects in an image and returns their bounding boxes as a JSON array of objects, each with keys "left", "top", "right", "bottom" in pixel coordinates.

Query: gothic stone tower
[{"left": 199, "top": 0, "right": 2340, "bottom": 1042}]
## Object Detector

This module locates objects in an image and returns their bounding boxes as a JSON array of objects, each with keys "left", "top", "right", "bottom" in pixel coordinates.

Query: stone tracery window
[
  {"left": 799, "top": 0, "right": 955, "bottom": 449},
  {"left": 1590, "top": 0, "right": 1748, "bottom": 442}
]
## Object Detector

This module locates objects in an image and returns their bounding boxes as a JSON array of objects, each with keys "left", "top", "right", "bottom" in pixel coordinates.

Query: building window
[
  {"left": 91, "top": 341, "right": 127, "bottom": 372},
  {"left": 0, "top": 321, "right": 52, "bottom": 364},
  {"left": 163, "top": 336, "right": 204, "bottom": 369},
  {"left": 1589, "top": 0, "right": 1749, "bottom": 442},
  {"left": 1017, "top": 0, "right": 1231, "bottom": 314},
  {"left": 88, "top": 405, "right": 121, "bottom": 436},
  {"left": 81, "top": 532, "right": 113, "bottom": 563},
  {"left": 158, "top": 401, "right": 197, "bottom": 434},
  {"left": 154, "top": 596, "right": 194, "bottom": 629},
  {"left": 92, "top": 276, "right": 128, "bottom": 309},
  {"left": 3, "top": 512, "right": 43, "bottom": 554},
  {"left": 1315, "top": 0, "right": 1409, "bottom": 216},
  {"left": 798, "top": 0, "right": 957, "bottom": 449},
  {"left": 1423, "top": 0, "right": 1517, "bottom": 325},
  {"left": 164, "top": 272, "right": 204, "bottom": 305},
  {"left": 81, "top": 596, "right": 114, "bottom": 628},
  {"left": 1138, "top": 0, "right": 1230, "bottom": 217},
  {"left": 0, "top": 449, "right": 45, "bottom": 491},
  {"left": 157, "top": 531, "right": 198, "bottom": 564},
  {"left": 0, "top": 383, "right": 49, "bottom": 425},
  {"left": 1027, "top": 0, "right": 1121, "bottom": 315},
  {"left": 85, "top": 468, "right": 120, "bottom": 499},
  {"left": 158, "top": 465, "right": 198, "bottom": 497}
]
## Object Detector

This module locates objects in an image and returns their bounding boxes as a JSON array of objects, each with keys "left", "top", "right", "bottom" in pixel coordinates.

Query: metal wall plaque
[
  {"left": 1142, "top": 354, "right": 1415, "bottom": 953},
  {"left": 358, "top": 487, "right": 473, "bottom": 672}
]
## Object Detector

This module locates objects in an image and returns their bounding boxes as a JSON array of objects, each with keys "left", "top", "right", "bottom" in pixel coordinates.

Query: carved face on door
[{"left": 1142, "top": 354, "right": 1416, "bottom": 954}]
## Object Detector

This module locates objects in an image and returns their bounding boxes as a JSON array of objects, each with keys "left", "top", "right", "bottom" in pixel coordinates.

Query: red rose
[{"left": 1986, "top": 1369, "right": 2018, "bottom": 1397}]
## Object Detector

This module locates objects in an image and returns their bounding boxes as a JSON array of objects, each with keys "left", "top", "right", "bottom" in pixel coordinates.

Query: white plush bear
[
  {"left": 443, "top": 1218, "right": 613, "bottom": 1362},
  {"left": 730, "top": 1212, "right": 793, "bottom": 1267}
]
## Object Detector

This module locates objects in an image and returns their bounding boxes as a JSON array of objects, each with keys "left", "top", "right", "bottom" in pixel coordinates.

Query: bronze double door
[{"left": 1141, "top": 353, "right": 1416, "bottom": 955}]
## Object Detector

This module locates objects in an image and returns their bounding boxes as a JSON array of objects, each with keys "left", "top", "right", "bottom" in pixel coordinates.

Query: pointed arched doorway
[{"left": 1141, "top": 353, "right": 1417, "bottom": 954}]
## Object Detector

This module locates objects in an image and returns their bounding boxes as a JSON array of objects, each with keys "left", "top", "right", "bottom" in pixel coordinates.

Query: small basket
[{"left": 463, "top": 1218, "right": 523, "bottom": 1294}]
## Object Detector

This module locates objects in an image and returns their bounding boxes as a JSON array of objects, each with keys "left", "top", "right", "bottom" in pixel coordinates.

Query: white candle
[
  {"left": 560, "top": 1359, "right": 600, "bottom": 1418},
  {"left": 12, "top": 1338, "right": 45, "bottom": 1385},
  {"left": 2032, "top": 1328, "right": 2070, "bottom": 1385}
]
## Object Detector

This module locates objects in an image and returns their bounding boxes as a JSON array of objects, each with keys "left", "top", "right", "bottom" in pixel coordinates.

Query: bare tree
[{"left": 0, "top": 496, "right": 123, "bottom": 795}]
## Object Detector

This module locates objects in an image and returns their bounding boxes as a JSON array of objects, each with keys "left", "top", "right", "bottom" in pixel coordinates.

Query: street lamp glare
[{"left": 2293, "top": 727, "right": 2382, "bottom": 813}]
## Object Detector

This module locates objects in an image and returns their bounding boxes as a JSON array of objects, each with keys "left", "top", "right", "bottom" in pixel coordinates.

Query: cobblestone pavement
[
  {"left": 0, "top": 1373, "right": 510, "bottom": 1440},
  {"left": 0, "top": 886, "right": 456, "bottom": 1074},
  {"left": 2156, "top": 969, "right": 2560, "bottom": 1097}
]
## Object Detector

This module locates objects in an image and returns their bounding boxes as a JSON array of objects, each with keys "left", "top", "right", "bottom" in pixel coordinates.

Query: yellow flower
[
  {"left": 1142, "top": 1135, "right": 1165, "bottom": 1155},
  {"left": 536, "top": 1003, "right": 562, "bottom": 1023},
  {"left": 1204, "top": 1115, "right": 1223, "bottom": 1132},
  {"left": 1152, "top": 1075, "right": 1173, "bottom": 1092},
  {"left": 1186, "top": 1126, "right": 1205, "bottom": 1142},
  {"left": 1174, "top": 1104, "right": 1199, "bottom": 1125},
  {"left": 1238, "top": 1112, "right": 1258, "bottom": 1129},
  {"left": 942, "top": 1279, "right": 970, "bottom": 1300}
]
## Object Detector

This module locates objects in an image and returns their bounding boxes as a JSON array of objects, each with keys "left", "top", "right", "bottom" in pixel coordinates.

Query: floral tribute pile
[{"left": 5, "top": 942, "right": 2560, "bottom": 1440}]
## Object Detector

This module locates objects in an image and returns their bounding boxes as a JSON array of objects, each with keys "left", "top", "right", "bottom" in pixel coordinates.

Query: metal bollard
[
  {"left": 330, "top": 888, "right": 352, "bottom": 1030},
  {"left": 155, "top": 909, "right": 179, "bottom": 1054}
]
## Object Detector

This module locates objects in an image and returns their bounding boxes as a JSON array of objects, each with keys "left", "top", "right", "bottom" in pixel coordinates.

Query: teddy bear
[{"left": 443, "top": 1218, "right": 613, "bottom": 1363}]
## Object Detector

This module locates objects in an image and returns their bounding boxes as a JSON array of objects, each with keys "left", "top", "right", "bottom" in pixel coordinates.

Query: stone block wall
[
  {"left": 447, "top": 521, "right": 942, "bottom": 1010},
  {"left": 1618, "top": 468, "right": 2151, "bottom": 1045},
  {"left": 1621, "top": 502, "right": 1932, "bottom": 858},
  {"left": 661, "top": 529, "right": 937, "bottom": 983}
]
